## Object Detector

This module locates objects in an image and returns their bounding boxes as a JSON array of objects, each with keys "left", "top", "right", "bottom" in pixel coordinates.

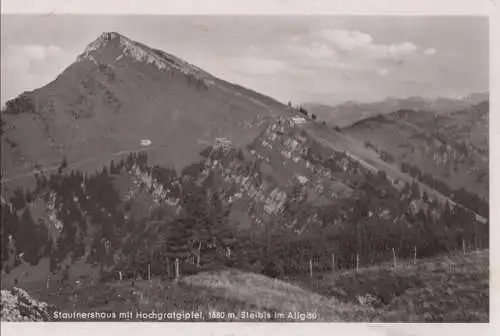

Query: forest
[
  {"left": 0, "top": 145, "right": 489, "bottom": 283},
  {"left": 400, "top": 161, "right": 488, "bottom": 218}
]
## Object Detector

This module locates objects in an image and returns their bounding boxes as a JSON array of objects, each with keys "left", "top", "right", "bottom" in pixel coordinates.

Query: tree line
[
  {"left": 400, "top": 161, "right": 488, "bottom": 218},
  {"left": 0, "top": 142, "right": 489, "bottom": 284}
]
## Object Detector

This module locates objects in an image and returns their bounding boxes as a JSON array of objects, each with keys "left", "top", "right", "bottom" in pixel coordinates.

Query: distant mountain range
[
  {"left": 303, "top": 92, "right": 489, "bottom": 127},
  {"left": 0, "top": 32, "right": 489, "bottom": 322}
]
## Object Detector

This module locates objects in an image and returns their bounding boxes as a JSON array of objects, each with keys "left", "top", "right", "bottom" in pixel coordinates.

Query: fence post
[
  {"left": 175, "top": 258, "right": 180, "bottom": 280},
  {"left": 148, "top": 264, "right": 151, "bottom": 281},
  {"left": 413, "top": 246, "right": 417, "bottom": 265},
  {"left": 392, "top": 248, "right": 397, "bottom": 268},
  {"left": 197, "top": 242, "right": 202, "bottom": 268},
  {"left": 356, "top": 254, "right": 360, "bottom": 272},
  {"left": 462, "top": 239, "right": 466, "bottom": 255},
  {"left": 309, "top": 259, "right": 313, "bottom": 278}
]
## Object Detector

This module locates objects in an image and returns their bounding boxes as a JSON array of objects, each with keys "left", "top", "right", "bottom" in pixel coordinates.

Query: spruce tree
[
  {"left": 20, "top": 207, "right": 41, "bottom": 265},
  {"left": 163, "top": 217, "right": 194, "bottom": 277}
]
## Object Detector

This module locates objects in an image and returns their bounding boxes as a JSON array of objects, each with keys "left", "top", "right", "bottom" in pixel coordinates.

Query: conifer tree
[
  {"left": 19, "top": 207, "right": 42, "bottom": 265},
  {"left": 163, "top": 217, "right": 195, "bottom": 277}
]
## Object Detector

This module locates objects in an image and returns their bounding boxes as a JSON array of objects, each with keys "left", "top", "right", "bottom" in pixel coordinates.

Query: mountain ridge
[
  {"left": 1, "top": 31, "right": 298, "bottom": 192},
  {"left": 303, "top": 92, "right": 489, "bottom": 128},
  {"left": 0, "top": 32, "right": 489, "bottom": 322},
  {"left": 77, "top": 32, "right": 212, "bottom": 80}
]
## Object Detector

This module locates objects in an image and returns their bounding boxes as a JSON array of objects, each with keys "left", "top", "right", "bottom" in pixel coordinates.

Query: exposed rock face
[
  {"left": 1, "top": 287, "right": 53, "bottom": 321},
  {"left": 77, "top": 32, "right": 209, "bottom": 80}
]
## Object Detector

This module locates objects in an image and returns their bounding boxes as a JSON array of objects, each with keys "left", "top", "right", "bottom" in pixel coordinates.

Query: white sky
[{"left": 0, "top": 15, "right": 489, "bottom": 106}]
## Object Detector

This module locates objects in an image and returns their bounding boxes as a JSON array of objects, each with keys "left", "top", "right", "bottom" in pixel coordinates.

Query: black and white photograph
[{"left": 0, "top": 1, "right": 494, "bottom": 330}]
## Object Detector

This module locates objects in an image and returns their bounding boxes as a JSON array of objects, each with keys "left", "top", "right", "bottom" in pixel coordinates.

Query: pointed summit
[
  {"left": 76, "top": 31, "right": 212, "bottom": 79},
  {"left": 77, "top": 31, "right": 156, "bottom": 67},
  {"left": 1, "top": 31, "right": 288, "bottom": 182},
  {"left": 77, "top": 32, "right": 123, "bottom": 59}
]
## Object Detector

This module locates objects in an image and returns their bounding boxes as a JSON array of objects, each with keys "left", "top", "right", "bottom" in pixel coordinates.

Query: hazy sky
[{"left": 0, "top": 15, "right": 489, "bottom": 106}]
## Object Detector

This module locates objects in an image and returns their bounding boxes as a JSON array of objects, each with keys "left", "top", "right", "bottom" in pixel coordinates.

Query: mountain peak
[
  {"left": 101, "top": 31, "right": 122, "bottom": 40},
  {"left": 76, "top": 31, "right": 212, "bottom": 80},
  {"left": 77, "top": 31, "right": 174, "bottom": 72},
  {"left": 79, "top": 31, "right": 124, "bottom": 56}
]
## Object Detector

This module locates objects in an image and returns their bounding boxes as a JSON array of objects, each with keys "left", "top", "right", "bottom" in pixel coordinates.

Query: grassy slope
[
  {"left": 0, "top": 112, "right": 487, "bottom": 288},
  {"left": 0, "top": 34, "right": 294, "bottom": 194},
  {"left": 10, "top": 250, "right": 488, "bottom": 322},
  {"left": 286, "top": 249, "right": 489, "bottom": 322},
  {"left": 341, "top": 107, "right": 488, "bottom": 199},
  {"left": 303, "top": 122, "right": 487, "bottom": 223}
]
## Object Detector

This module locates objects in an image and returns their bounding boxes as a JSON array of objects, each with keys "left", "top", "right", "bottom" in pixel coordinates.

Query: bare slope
[{"left": 1, "top": 32, "right": 293, "bottom": 191}]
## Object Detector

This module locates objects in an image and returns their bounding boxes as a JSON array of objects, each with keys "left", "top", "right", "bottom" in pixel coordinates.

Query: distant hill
[
  {"left": 0, "top": 32, "right": 489, "bottom": 322},
  {"left": 342, "top": 102, "right": 489, "bottom": 201},
  {"left": 303, "top": 93, "right": 488, "bottom": 127}
]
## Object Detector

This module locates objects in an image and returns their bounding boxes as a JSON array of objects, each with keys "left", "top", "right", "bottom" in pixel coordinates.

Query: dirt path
[{"left": 0, "top": 144, "right": 173, "bottom": 185}]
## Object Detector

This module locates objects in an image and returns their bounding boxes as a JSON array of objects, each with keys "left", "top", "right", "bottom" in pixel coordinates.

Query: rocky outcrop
[{"left": 1, "top": 287, "right": 53, "bottom": 321}]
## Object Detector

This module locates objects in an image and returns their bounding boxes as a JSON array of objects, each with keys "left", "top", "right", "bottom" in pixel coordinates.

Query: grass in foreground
[
  {"left": 14, "top": 250, "right": 488, "bottom": 322},
  {"left": 289, "top": 250, "right": 489, "bottom": 322},
  {"left": 29, "top": 269, "right": 380, "bottom": 322}
]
